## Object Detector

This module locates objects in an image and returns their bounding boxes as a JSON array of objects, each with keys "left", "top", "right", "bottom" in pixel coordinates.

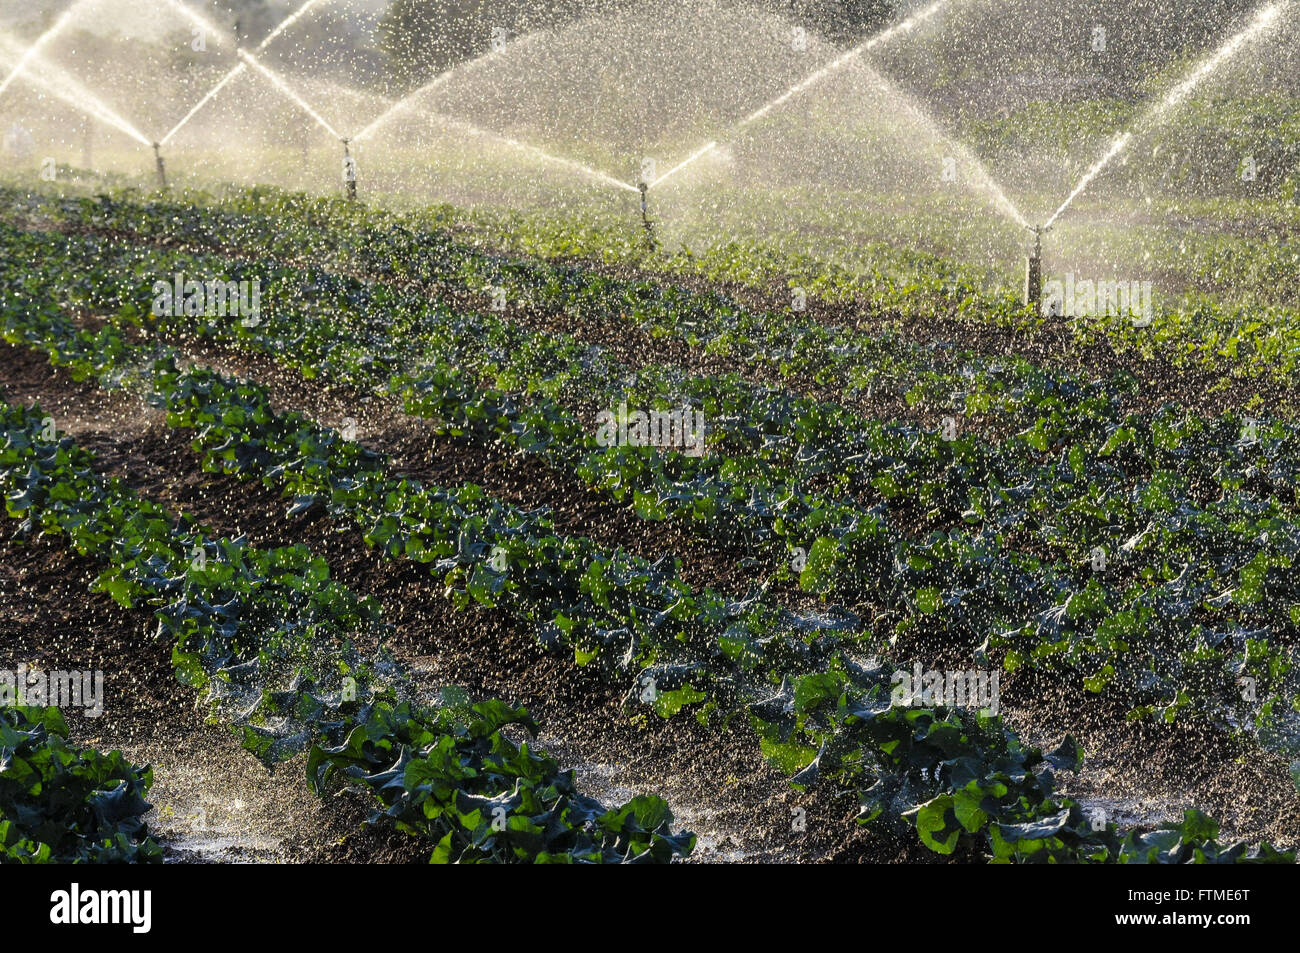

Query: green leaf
[{"left": 911, "top": 796, "right": 961, "bottom": 854}]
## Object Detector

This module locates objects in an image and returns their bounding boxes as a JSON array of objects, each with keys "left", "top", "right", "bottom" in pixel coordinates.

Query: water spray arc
[
  {"left": 0, "top": 0, "right": 241, "bottom": 181},
  {"left": 165, "top": 8, "right": 631, "bottom": 203},
  {"left": 149, "top": 0, "right": 245, "bottom": 180},
  {"left": 350, "top": 32, "right": 643, "bottom": 208},
  {"left": 159, "top": 63, "right": 246, "bottom": 147},
  {"left": 647, "top": 0, "right": 951, "bottom": 191},
  {"left": 258, "top": 0, "right": 330, "bottom": 50},
  {"left": 0, "top": 0, "right": 89, "bottom": 104},
  {"left": 475, "top": 127, "right": 638, "bottom": 194},
  {"left": 0, "top": 28, "right": 151, "bottom": 146},
  {"left": 644, "top": 140, "right": 718, "bottom": 193},
  {"left": 236, "top": 48, "right": 356, "bottom": 198},
  {"left": 160, "top": 0, "right": 336, "bottom": 150},
  {"left": 735, "top": 0, "right": 948, "bottom": 131},
  {"left": 147, "top": 0, "right": 345, "bottom": 189},
  {"left": 351, "top": 72, "right": 453, "bottom": 144},
  {"left": 236, "top": 48, "right": 342, "bottom": 139},
  {"left": 352, "top": 33, "right": 541, "bottom": 145},
  {"left": 1044, "top": 0, "right": 1286, "bottom": 229},
  {"left": 359, "top": 115, "right": 640, "bottom": 203}
]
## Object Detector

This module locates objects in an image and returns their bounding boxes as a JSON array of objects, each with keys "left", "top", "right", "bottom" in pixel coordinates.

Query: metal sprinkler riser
[
  {"left": 341, "top": 138, "right": 357, "bottom": 201},
  {"left": 152, "top": 142, "right": 167, "bottom": 189},
  {"left": 638, "top": 181, "right": 657, "bottom": 250},
  {"left": 1024, "top": 224, "right": 1050, "bottom": 312}
]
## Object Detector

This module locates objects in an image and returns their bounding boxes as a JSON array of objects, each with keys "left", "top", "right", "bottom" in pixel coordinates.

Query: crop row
[
  {"left": 6, "top": 187, "right": 1011, "bottom": 405},
  {"left": 0, "top": 398, "right": 694, "bottom": 863},
  {"left": 6, "top": 193, "right": 1299, "bottom": 857},
  {"left": 10, "top": 367, "right": 1286, "bottom": 864},
  {"left": 15, "top": 184, "right": 1300, "bottom": 391}
]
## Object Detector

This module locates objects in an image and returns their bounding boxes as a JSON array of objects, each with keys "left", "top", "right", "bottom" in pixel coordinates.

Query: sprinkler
[
  {"left": 152, "top": 142, "right": 167, "bottom": 188},
  {"left": 1024, "top": 224, "right": 1050, "bottom": 312},
  {"left": 638, "top": 181, "right": 657, "bottom": 250},
  {"left": 341, "top": 137, "right": 357, "bottom": 201}
]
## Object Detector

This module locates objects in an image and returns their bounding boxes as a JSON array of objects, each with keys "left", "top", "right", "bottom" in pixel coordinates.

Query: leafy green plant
[
  {"left": 308, "top": 699, "right": 694, "bottom": 863},
  {"left": 0, "top": 706, "right": 161, "bottom": 864},
  {"left": 771, "top": 683, "right": 1295, "bottom": 864}
]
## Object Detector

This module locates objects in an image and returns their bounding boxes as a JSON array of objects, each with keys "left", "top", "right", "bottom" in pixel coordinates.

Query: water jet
[
  {"left": 1043, "top": 0, "right": 1285, "bottom": 229},
  {"left": 236, "top": 48, "right": 342, "bottom": 140},
  {"left": 0, "top": 27, "right": 152, "bottom": 148},
  {"left": 654, "top": 0, "right": 951, "bottom": 188},
  {"left": 0, "top": 0, "right": 87, "bottom": 104},
  {"left": 645, "top": 141, "right": 718, "bottom": 193},
  {"left": 161, "top": 0, "right": 335, "bottom": 149},
  {"left": 352, "top": 33, "right": 541, "bottom": 145},
  {"left": 160, "top": 63, "right": 246, "bottom": 147}
]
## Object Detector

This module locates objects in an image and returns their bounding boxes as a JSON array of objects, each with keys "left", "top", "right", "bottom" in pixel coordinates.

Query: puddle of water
[
  {"left": 153, "top": 793, "right": 286, "bottom": 864},
  {"left": 105, "top": 729, "right": 333, "bottom": 864},
  {"left": 672, "top": 805, "right": 750, "bottom": 863},
  {"left": 537, "top": 732, "right": 753, "bottom": 862},
  {"left": 1068, "top": 792, "right": 1188, "bottom": 831},
  {"left": 163, "top": 834, "right": 282, "bottom": 864}
]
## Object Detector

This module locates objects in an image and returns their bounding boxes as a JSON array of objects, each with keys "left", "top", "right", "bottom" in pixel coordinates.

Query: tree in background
[
  {"left": 778, "top": 0, "right": 897, "bottom": 47},
  {"left": 379, "top": 0, "right": 589, "bottom": 91},
  {"left": 378, "top": 0, "right": 902, "bottom": 91},
  {"left": 203, "top": 0, "right": 276, "bottom": 47}
]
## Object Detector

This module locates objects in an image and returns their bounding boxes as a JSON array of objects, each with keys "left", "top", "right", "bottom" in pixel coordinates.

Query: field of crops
[{"left": 1, "top": 169, "right": 1298, "bottom": 874}]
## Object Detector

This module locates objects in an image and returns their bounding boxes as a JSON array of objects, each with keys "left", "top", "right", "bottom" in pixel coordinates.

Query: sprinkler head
[{"left": 1025, "top": 223, "right": 1051, "bottom": 257}]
